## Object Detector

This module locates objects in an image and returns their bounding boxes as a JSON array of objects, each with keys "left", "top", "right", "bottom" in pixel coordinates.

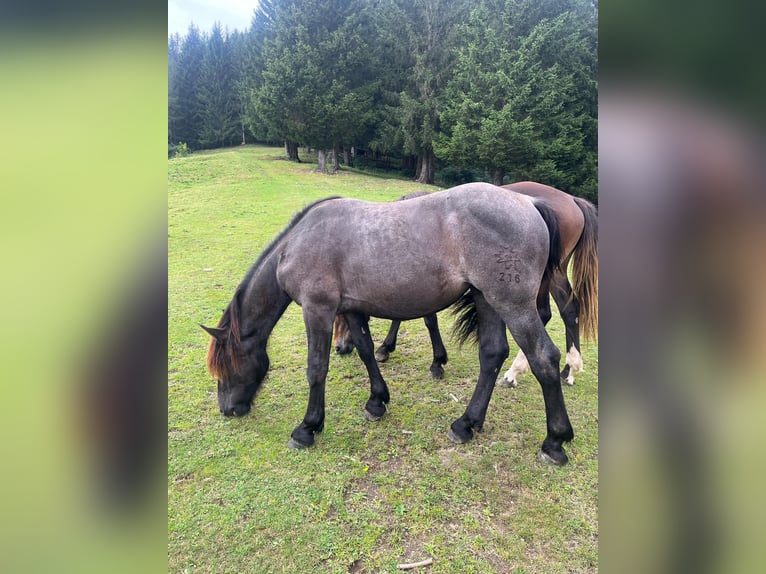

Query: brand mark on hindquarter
[{"left": 495, "top": 247, "right": 523, "bottom": 283}]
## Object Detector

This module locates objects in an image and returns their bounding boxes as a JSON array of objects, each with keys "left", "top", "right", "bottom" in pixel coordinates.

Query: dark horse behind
[{"left": 202, "top": 182, "right": 575, "bottom": 464}]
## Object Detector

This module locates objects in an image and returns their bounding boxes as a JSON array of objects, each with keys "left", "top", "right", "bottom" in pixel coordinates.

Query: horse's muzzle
[
  {"left": 221, "top": 404, "right": 251, "bottom": 417},
  {"left": 335, "top": 343, "right": 354, "bottom": 355}
]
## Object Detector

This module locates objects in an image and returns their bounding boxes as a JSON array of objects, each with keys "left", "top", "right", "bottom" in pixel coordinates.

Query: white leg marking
[
  {"left": 564, "top": 344, "right": 583, "bottom": 385},
  {"left": 500, "top": 350, "right": 528, "bottom": 387}
]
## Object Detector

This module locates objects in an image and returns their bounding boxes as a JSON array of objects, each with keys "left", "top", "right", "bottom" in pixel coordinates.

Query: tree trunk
[
  {"left": 343, "top": 146, "right": 351, "bottom": 167},
  {"left": 415, "top": 149, "right": 435, "bottom": 185},
  {"left": 285, "top": 140, "right": 300, "bottom": 162},
  {"left": 316, "top": 149, "right": 328, "bottom": 173},
  {"left": 493, "top": 167, "right": 505, "bottom": 186},
  {"left": 330, "top": 145, "right": 340, "bottom": 174},
  {"left": 403, "top": 155, "right": 417, "bottom": 175}
]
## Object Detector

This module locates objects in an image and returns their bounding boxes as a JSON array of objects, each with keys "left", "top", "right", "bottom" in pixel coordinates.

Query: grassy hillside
[{"left": 168, "top": 145, "right": 598, "bottom": 573}]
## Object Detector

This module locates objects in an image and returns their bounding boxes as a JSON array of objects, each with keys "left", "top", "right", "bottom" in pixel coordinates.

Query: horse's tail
[
  {"left": 532, "top": 199, "right": 564, "bottom": 284},
  {"left": 452, "top": 290, "right": 479, "bottom": 346},
  {"left": 571, "top": 196, "right": 598, "bottom": 341}
]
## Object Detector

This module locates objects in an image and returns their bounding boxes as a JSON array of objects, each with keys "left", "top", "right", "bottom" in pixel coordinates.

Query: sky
[{"left": 168, "top": 0, "right": 259, "bottom": 37}]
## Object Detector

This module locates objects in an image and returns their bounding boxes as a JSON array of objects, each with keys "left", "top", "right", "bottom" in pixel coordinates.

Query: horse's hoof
[
  {"left": 498, "top": 377, "right": 517, "bottom": 388},
  {"left": 447, "top": 428, "right": 469, "bottom": 444},
  {"left": 363, "top": 409, "right": 382, "bottom": 422},
  {"left": 537, "top": 448, "right": 568, "bottom": 466},
  {"left": 429, "top": 366, "right": 445, "bottom": 379},
  {"left": 287, "top": 438, "right": 311, "bottom": 450},
  {"left": 375, "top": 351, "right": 390, "bottom": 363}
]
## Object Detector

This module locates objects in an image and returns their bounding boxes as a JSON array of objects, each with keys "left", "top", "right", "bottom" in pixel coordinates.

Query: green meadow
[{"left": 168, "top": 145, "right": 598, "bottom": 573}]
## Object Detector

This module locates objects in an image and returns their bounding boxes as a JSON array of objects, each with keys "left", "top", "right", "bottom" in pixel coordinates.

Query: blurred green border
[{"left": 0, "top": 18, "right": 168, "bottom": 573}]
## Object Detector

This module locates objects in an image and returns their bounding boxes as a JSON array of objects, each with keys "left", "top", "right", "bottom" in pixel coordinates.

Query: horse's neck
[{"left": 238, "top": 251, "right": 291, "bottom": 342}]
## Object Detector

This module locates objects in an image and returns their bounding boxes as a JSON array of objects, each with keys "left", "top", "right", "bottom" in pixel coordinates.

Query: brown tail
[{"left": 571, "top": 196, "right": 598, "bottom": 341}]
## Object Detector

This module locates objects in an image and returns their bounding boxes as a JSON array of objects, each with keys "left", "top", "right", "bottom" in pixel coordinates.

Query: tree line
[{"left": 168, "top": 0, "right": 597, "bottom": 201}]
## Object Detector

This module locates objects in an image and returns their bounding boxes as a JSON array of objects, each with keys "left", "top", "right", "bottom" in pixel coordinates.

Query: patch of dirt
[
  {"left": 363, "top": 455, "right": 406, "bottom": 476},
  {"left": 437, "top": 444, "right": 481, "bottom": 469},
  {"left": 172, "top": 471, "right": 195, "bottom": 484}
]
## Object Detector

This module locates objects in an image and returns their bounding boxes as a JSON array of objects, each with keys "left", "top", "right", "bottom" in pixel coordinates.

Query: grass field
[{"left": 168, "top": 145, "right": 598, "bottom": 573}]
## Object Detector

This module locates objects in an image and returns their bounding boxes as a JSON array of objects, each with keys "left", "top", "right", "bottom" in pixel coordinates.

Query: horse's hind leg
[
  {"left": 375, "top": 320, "right": 401, "bottom": 362},
  {"left": 345, "top": 312, "right": 391, "bottom": 421},
  {"left": 550, "top": 272, "right": 583, "bottom": 385},
  {"left": 424, "top": 313, "right": 448, "bottom": 378},
  {"left": 448, "top": 291, "right": 509, "bottom": 444},
  {"left": 505, "top": 306, "right": 574, "bottom": 465},
  {"left": 501, "top": 278, "right": 552, "bottom": 387}
]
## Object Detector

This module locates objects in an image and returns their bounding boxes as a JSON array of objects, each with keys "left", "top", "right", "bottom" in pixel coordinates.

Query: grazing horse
[
  {"left": 334, "top": 182, "right": 598, "bottom": 386},
  {"left": 202, "top": 182, "right": 574, "bottom": 464}
]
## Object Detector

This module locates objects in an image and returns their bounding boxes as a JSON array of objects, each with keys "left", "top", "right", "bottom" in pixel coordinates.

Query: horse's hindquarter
[{"left": 503, "top": 182, "right": 584, "bottom": 259}]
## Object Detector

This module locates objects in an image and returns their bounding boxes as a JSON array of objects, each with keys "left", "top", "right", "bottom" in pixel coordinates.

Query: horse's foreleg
[
  {"left": 289, "top": 307, "right": 334, "bottom": 449},
  {"left": 506, "top": 307, "right": 574, "bottom": 465},
  {"left": 551, "top": 272, "right": 583, "bottom": 385},
  {"left": 448, "top": 291, "right": 508, "bottom": 444},
  {"left": 424, "top": 313, "right": 448, "bottom": 379},
  {"left": 346, "top": 313, "right": 390, "bottom": 421},
  {"left": 375, "top": 320, "right": 401, "bottom": 362}
]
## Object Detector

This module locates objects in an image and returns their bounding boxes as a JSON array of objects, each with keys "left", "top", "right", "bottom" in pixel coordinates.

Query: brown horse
[
  {"left": 499, "top": 182, "right": 597, "bottom": 386},
  {"left": 333, "top": 182, "right": 597, "bottom": 386}
]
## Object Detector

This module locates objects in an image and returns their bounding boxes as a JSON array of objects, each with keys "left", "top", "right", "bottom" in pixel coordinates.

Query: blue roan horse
[{"left": 202, "top": 182, "right": 575, "bottom": 464}]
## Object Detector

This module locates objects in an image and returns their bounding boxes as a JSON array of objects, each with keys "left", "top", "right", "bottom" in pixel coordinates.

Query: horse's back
[{"left": 276, "top": 182, "right": 551, "bottom": 319}]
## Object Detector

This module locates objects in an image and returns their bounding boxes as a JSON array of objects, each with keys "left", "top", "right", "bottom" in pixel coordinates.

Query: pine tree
[
  {"left": 395, "top": 0, "right": 470, "bottom": 184},
  {"left": 436, "top": 0, "right": 597, "bottom": 196},
  {"left": 172, "top": 24, "right": 205, "bottom": 149},
  {"left": 167, "top": 0, "right": 596, "bottom": 198},
  {"left": 197, "top": 23, "right": 240, "bottom": 148},
  {"left": 168, "top": 33, "right": 182, "bottom": 149},
  {"left": 255, "top": 0, "right": 381, "bottom": 172}
]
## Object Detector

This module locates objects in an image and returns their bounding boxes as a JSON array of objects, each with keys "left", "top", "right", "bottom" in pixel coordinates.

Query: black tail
[
  {"left": 532, "top": 199, "right": 563, "bottom": 284},
  {"left": 451, "top": 200, "right": 563, "bottom": 347},
  {"left": 451, "top": 290, "right": 478, "bottom": 346}
]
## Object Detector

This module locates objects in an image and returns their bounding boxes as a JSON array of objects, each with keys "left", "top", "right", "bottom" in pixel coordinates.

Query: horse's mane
[{"left": 206, "top": 196, "right": 340, "bottom": 379}]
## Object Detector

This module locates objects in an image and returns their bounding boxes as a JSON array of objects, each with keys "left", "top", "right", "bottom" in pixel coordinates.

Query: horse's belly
[{"left": 340, "top": 277, "right": 468, "bottom": 320}]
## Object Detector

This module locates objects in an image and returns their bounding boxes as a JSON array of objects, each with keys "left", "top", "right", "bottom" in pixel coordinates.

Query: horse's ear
[{"left": 200, "top": 324, "right": 227, "bottom": 341}]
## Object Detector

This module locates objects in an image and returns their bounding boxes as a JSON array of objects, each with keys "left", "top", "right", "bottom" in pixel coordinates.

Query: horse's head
[
  {"left": 202, "top": 325, "right": 269, "bottom": 417},
  {"left": 333, "top": 315, "right": 354, "bottom": 355}
]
